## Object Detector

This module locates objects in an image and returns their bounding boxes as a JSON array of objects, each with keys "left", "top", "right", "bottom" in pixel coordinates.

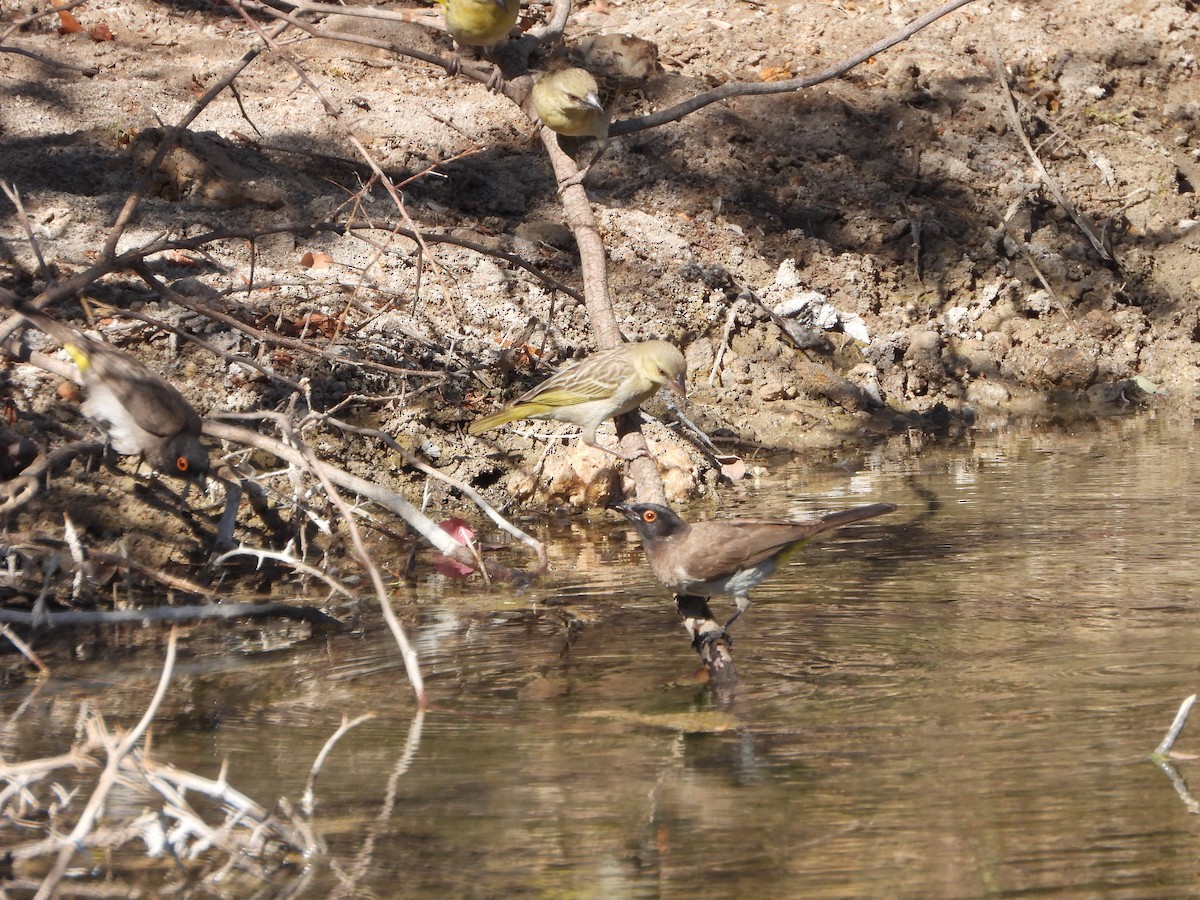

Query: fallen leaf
[
  {"left": 89, "top": 23, "right": 113, "bottom": 41},
  {"left": 56, "top": 8, "right": 84, "bottom": 33},
  {"left": 717, "top": 454, "right": 746, "bottom": 482},
  {"left": 439, "top": 517, "right": 475, "bottom": 545},
  {"left": 1133, "top": 375, "right": 1162, "bottom": 395},
  {"left": 56, "top": 380, "right": 83, "bottom": 403},
  {"left": 300, "top": 251, "right": 334, "bottom": 269},
  {"left": 163, "top": 250, "right": 199, "bottom": 266}
]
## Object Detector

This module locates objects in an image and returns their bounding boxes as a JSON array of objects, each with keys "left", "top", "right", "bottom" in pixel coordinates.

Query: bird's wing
[
  {"left": 668, "top": 521, "right": 813, "bottom": 583},
  {"left": 686, "top": 520, "right": 825, "bottom": 578},
  {"left": 517, "top": 348, "right": 627, "bottom": 406},
  {"left": 679, "top": 506, "right": 894, "bottom": 581},
  {"left": 87, "top": 348, "right": 200, "bottom": 437},
  {"left": 518, "top": 385, "right": 607, "bottom": 408}
]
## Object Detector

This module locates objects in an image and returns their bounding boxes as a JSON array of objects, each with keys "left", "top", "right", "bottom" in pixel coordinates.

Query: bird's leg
[
  {"left": 586, "top": 437, "right": 648, "bottom": 463},
  {"left": 483, "top": 58, "right": 506, "bottom": 93},
  {"left": 445, "top": 46, "right": 464, "bottom": 78},
  {"left": 444, "top": 45, "right": 505, "bottom": 92},
  {"left": 723, "top": 595, "right": 751, "bottom": 629},
  {"left": 676, "top": 594, "right": 730, "bottom": 650},
  {"left": 557, "top": 139, "right": 610, "bottom": 191}
]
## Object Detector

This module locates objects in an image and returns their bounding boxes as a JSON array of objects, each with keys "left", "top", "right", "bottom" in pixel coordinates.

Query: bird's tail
[
  {"left": 776, "top": 502, "right": 897, "bottom": 566},
  {"left": 468, "top": 406, "right": 525, "bottom": 436},
  {"left": 813, "top": 502, "right": 897, "bottom": 532},
  {"left": 0, "top": 287, "right": 87, "bottom": 354}
]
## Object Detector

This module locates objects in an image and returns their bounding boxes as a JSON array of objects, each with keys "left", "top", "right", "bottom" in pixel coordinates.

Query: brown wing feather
[
  {"left": 666, "top": 503, "right": 896, "bottom": 585},
  {"left": 85, "top": 345, "right": 201, "bottom": 437},
  {"left": 673, "top": 521, "right": 817, "bottom": 583}
]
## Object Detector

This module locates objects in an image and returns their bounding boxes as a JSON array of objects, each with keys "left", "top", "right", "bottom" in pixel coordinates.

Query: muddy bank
[{"left": 0, "top": 0, "right": 1196, "bottom": 525}]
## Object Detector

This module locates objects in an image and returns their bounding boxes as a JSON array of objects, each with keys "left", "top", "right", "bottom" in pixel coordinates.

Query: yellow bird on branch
[
  {"left": 469, "top": 340, "right": 687, "bottom": 461},
  {"left": 435, "top": 0, "right": 519, "bottom": 87},
  {"left": 437, "top": 0, "right": 519, "bottom": 48},
  {"left": 532, "top": 67, "right": 609, "bottom": 140}
]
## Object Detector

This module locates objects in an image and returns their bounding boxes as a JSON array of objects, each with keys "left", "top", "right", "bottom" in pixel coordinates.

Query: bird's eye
[
  {"left": 643, "top": 510, "right": 657, "bottom": 523},
  {"left": 177, "top": 457, "right": 189, "bottom": 473}
]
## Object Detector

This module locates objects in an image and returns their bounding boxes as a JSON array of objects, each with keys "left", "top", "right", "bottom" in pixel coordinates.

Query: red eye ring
[
  {"left": 176, "top": 456, "right": 189, "bottom": 472},
  {"left": 643, "top": 510, "right": 657, "bottom": 523}
]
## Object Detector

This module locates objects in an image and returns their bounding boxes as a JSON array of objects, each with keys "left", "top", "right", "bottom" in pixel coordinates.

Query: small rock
[
  {"left": 966, "top": 379, "right": 1011, "bottom": 408},
  {"left": 1024, "top": 290, "right": 1054, "bottom": 315}
]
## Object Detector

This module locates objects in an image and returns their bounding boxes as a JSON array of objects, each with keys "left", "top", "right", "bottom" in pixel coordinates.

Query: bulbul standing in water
[{"left": 613, "top": 501, "right": 896, "bottom": 627}]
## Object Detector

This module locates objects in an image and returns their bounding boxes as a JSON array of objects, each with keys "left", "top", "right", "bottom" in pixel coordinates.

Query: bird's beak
[
  {"left": 584, "top": 92, "right": 604, "bottom": 114},
  {"left": 666, "top": 373, "right": 687, "bottom": 399},
  {"left": 608, "top": 501, "right": 635, "bottom": 521}
]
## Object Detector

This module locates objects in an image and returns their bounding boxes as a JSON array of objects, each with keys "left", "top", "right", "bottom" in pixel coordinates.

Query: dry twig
[
  {"left": 990, "top": 45, "right": 1112, "bottom": 263},
  {"left": 36, "top": 630, "right": 180, "bottom": 898}
]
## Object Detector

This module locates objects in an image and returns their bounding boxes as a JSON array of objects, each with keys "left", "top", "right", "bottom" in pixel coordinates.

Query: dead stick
[
  {"left": 1154, "top": 694, "right": 1197, "bottom": 760},
  {"left": 0, "top": 602, "right": 341, "bottom": 628},
  {"left": 0, "top": 623, "right": 48, "bottom": 674},
  {"left": 614, "top": 0, "right": 982, "bottom": 135},
  {"left": 275, "top": 414, "right": 427, "bottom": 708},
  {"left": 990, "top": 45, "right": 1111, "bottom": 262}
]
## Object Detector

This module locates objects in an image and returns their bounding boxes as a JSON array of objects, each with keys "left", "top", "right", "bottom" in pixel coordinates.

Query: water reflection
[{"left": 4, "top": 416, "right": 1200, "bottom": 897}]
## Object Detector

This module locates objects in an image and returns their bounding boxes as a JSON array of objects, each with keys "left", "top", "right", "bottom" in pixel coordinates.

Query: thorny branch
[
  {"left": 272, "top": 411, "right": 428, "bottom": 708},
  {"left": 1, "top": 660, "right": 399, "bottom": 891},
  {"left": 989, "top": 44, "right": 1113, "bottom": 263},
  {"left": 205, "top": 416, "right": 539, "bottom": 581}
]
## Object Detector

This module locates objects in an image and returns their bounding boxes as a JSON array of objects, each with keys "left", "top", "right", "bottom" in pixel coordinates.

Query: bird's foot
[
  {"left": 592, "top": 442, "right": 647, "bottom": 463},
  {"left": 556, "top": 163, "right": 593, "bottom": 192},
  {"left": 484, "top": 63, "right": 507, "bottom": 93},
  {"left": 677, "top": 596, "right": 729, "bottom": 650},
  {"left": 557, "top": 142, "right": 607, "bottom": 193}
]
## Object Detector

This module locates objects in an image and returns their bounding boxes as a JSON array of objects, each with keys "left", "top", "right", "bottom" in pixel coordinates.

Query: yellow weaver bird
[
  {"left": 437, "top": 0, "right": 518, "bottom": 48},
  {"left": 532, "top": 68, "right": 609, "bottom": 140},
  {"left": 435, "top": 0, "right": 519, "bottom": 87},
  {"left": 469, "top": 340, "right": 686, "bottom": 461}
]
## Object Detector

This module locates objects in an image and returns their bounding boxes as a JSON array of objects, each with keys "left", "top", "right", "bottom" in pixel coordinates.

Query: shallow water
[{"left": 5, "top": 415, "right": 1200, "bottom": 898}]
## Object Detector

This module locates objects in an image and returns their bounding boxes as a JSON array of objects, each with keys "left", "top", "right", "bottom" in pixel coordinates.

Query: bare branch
[
  {"left": 272, "top": 413, "right": 428, "bottom": 708},
  {"left": 302, "top": 713, "right": 377, "bottom": 815},
  {"left": 311, "top": 411, "right": 548, "bottom": 575},
  {"left": 612, "top": 0, "right": 982, "bottom": 136},
  {"left": 204, "top": 417, "right": 537, "bottom": 581},
  {"left": 0, "top": 44, "right": 99, "bottom": 76}
]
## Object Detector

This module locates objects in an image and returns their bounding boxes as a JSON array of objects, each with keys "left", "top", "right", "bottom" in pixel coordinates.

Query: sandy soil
[{"left": 1, "top": 0, "right": 1198, "bottom": 523}]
